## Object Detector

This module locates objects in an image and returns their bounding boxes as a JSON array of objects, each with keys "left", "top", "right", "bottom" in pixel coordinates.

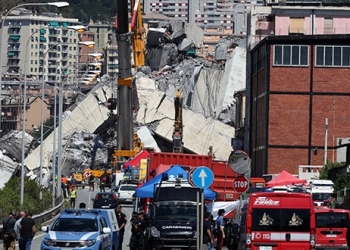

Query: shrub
[{"left": 0, "top": 177, "right": 52, "bottom": 219}]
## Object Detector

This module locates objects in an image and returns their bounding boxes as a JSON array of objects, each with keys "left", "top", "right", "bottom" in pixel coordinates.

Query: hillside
[{"left": 0, "top": 0, "right": 117, "bottom": 24}]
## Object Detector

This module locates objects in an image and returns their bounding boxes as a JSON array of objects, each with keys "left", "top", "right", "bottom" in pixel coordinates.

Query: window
[
  {"left": 316, "top": 212, "right": 348, "bottom": 228},
  {"left": 274, "top": 45, "right": 308, "bottom": 66},
  {"left": 290, "top": 18, "right": 304, "bottom": 34},
  {"left": 51, "top": 218, "right": 98, "bottom": 232},
  {"left": 252, "top": 208, "right": 310, "bottom": 232},
  {"left": 316, "top": 46, "right": 350, "bottom": 67}
]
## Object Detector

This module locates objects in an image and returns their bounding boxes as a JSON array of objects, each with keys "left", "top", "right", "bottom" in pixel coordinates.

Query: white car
[{"left": 117, "top": 184, "right": 137, "bottom": 203}]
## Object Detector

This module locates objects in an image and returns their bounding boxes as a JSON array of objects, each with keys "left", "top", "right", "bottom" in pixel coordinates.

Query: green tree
[
  {"left": 0, "top": 177, "right": 52, "bottom": 219},
  {"left": 319, "top": 162, "right": 348, "bottom": 191}
]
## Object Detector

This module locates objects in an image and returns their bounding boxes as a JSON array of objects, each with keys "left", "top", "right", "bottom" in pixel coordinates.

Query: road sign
[
  {"left": 233, "top": 175, "right": 249, "bottom": 193},
  {"left": 190, "top": 167, "right": 214, "bottom": 189}
]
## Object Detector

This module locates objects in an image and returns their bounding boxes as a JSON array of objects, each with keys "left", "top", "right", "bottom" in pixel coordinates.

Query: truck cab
[{"left": 147, "top": 175, "right": 202, "bottom": 249}]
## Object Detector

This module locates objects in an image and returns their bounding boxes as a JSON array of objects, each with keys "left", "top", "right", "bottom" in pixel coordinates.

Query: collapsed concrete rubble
[
  {"left": 145, "top": 20, "right": 204, "bottom": 70},
  {"left": 142, "top": 20, "right": 246, "bottom": 125},
  {"left": 0, "top": 131, "right": 32, "bottom": 188},
  {"left": 0, "top": 21, "right": 247, "bottom": 186}
]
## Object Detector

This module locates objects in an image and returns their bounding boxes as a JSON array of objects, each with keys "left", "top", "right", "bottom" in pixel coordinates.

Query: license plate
[
  {"left": 102, "top": 206, "right": 109, "bottom": 208},
  {"left": 326, "top": 234, "right": 336, "bottom": 237},
  {"left": 259, "top": 247, "right": 272, "bottom": 250},
  {"left": 171, "top": 248, "right": 181, "bottom": 250}
]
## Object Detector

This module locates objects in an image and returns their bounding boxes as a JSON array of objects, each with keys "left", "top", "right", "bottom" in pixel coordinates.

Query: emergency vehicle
[
  {"left": 41, "top": 209, "right": 119, "bottom": 250},
  {"left": 314, "top": 206, "right": 350, "bottom": 250},
  {"left": 244, "top": 192, "right": 316, "bottom": 250},
  {"left": 309, "top": 180, "right": 334, "bottom": 206}
]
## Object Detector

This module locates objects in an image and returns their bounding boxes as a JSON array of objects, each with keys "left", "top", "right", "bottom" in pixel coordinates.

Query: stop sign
[{"left": 233, "top": 176, "right": 249, "bottom": 193}]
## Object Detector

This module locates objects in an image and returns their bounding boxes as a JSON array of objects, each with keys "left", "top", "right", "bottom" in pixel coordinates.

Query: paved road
[
  {"left": 30, "top": 186, "right": 228, "bottom": 249},
  {"left": 31, "top": 186, "right": 134, "bottom": 249}
]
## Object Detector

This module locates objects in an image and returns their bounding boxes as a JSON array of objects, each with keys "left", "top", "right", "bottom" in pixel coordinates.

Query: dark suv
[{"left": 92, "top": 192, "right": 118, "bottom": 209}]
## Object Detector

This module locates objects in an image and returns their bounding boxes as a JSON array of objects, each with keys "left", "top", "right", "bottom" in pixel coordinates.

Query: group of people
[
  {"left": 203, "top": 209, "right": 240, "bottom": 250},
  {"left": 60, "top": 172, "right": 114, "bottom": 200},
  {"left": 115, "top": 205, "right": 147, "bottom": 250},
  {"left": 2, "top": 211, "right": 36, "bottom": 250}
]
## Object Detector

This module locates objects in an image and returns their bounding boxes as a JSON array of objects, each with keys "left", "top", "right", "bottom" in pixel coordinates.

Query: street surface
[
  {"left": 29, "top": 186, "right": 228, "bottom": 249},
  {"left": 31, "top": 186, "right": 134, "bottom": 249}
]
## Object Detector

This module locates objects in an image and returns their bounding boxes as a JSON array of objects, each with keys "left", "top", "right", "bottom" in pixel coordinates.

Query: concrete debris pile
[
  {"left": 0, "top": 130, "right": 33, "bottom": 163},
  {"left": 0, "top": 131, "right": 32, "bottom": 188},
  {"left": 139, "top": 20, "right": 247, "bottom": 126},
  {"left": 60, "top": 130, "right": 108, "bottom": 177},
  {"left": 215, "top": 37, "right": 247, "bottom": 61},
  {"left": 137, "top": 37, "right": 246, "bottom": 125},
  {"left": 145, "top": 20, "right": 204, "bottom": 70}
]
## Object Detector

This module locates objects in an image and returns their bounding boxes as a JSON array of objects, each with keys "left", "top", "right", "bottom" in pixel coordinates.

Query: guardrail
[{"left": 0, "top": 195, "right": 64, "bottom": 231}]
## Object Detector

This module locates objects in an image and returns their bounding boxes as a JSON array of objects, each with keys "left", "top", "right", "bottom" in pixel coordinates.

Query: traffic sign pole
[
  {"left": 233, "top": 175, "right": 249, "bottom": 193},
  {"left": 191, "top": 166, "right": 214, "bottom": 189}
]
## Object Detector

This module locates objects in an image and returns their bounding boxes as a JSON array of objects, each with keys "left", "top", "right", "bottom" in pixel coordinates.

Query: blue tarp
[{"left": 135, "top": 164, "right": 216, "bottom": 200}]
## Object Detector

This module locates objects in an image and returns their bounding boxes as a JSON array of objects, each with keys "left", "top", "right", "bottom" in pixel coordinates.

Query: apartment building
[
  {"left": 246, "top": 1, "right": 350, "bottom": 176},
  {"left": 0, "top": 11, "right": 81, "bottom": 83},
  {"left": 142, "top": 0, "right": 253, "bottom": 30}
]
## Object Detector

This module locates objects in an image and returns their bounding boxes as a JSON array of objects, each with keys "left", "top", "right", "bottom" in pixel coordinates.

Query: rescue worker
[
  {"left": 69, "top": 186, "right": 77, "bottom": 208},
  {"left": 70, "top": 175, "right": 77, "bottom": 186},
  {"left": 89, "top": 173, "right": 95, "bottom": 191},
  {"left": 136, "top": 212, "right": 147, "bottom": 249},
  {"left": 228, "top": 219, "right": 240, "bottom": 250},
  {"left": 328, "top": 194, "right": 337, "bottom": 209},
  {"left": 203, "top": 212, "right": 214, "bottom": 250},
  {"left": 115, "top": 205, "right": 127, "bottom": 250},
  {"left": 100, "top": 175, "right": 106, "bottom": 192},
  {"left": 130, "top": 211, "right": 147, "bottom": 250},
  {"left": 129, "top": 212, "right": 139, "bottom": 250},
  {"left": 216, "top": 209, "right": 226, "bottom": 250}
]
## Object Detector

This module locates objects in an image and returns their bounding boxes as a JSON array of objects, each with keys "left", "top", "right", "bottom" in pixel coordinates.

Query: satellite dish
[{"left": 228, "top": 150, "right": 251, "bottom": 175}]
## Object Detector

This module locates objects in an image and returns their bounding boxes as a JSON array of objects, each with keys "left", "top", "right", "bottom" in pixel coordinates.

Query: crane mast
[{"left": 113, "top": 0, "right": 144, "bottom": 161}]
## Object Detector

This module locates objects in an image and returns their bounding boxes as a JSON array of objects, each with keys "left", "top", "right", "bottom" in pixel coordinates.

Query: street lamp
[
  {"left": 18, "top": 2, "right": 69, "bottom": 206},
  {"left": 0, "top": 2, "right": 69, "bottom": 139},
  {"left": 56, "top": 29, "right": 89, "bottom": 198},
  {"left": 39, "top": 42, "right": 61, "bottom": 200}
]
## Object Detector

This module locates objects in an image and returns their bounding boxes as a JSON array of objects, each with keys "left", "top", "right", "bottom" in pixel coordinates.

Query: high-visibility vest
[{"left": 70, "top": 190, "right": 76, "bottom": 198}]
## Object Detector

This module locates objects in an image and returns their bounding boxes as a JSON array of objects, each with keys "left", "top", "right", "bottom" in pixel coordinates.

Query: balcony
[
  {"left": 48, "top": 55, "right": 59, "bottom": 60},
  {"left": 266, "top": 0, "right": 323, "bottom": 4},
  {"left": 61, "top": 40, "right": 69, "bottom": 45},
  {"left": 48, "top": 32, "right": 59, "bottom": 37},
  {"left": 7, "top": 55, "right": 20, "bottom": 61},
  {"left": 8, "top": 46, "right": 20, "bottom": 51},
  {"left": 9, "top": 22, "right": 21, "bottom": 28},
  {"left": 48, "top": 63, "right": 58, "bottom": 69},
  {"left": 8, "top": 52, "right": 20, "bottom": 59},
  {"left": 8, "top": 35, "right": 20, "bottom": 41}
]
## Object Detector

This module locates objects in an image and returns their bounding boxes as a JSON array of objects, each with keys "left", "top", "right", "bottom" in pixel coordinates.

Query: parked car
[
  {"left": 117, "top": 184, "right": 137, "bottom": 203},
  {"left": 41, "top": 208, "right": 119, "bottom": 250},
  {"left": 92, "top": 192, "right": 119, "bottom": 209}
]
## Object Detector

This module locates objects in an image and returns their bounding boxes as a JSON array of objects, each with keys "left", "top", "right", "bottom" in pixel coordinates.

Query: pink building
[{"left": 249, "top": 6, "right": 350, "bottom": 47}]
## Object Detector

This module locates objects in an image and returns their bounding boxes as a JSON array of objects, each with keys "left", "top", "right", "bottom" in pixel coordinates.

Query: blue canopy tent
[{"left": 135, "top": 164, "right": 216, "bottom": 200}]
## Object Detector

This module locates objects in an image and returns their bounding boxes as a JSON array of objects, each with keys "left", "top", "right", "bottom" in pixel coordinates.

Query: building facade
[
  {"left": 2, "top": 95, "right": 50, "bottom": 134},
  {"left": 250, "top": 35, "right": 350, "bottom": 176},
  {"left": 1, "top": 12, "right": 81, "bottom": 83},
  {"left": 244, "top": 3, "right": 350, "bottom": 176}
]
